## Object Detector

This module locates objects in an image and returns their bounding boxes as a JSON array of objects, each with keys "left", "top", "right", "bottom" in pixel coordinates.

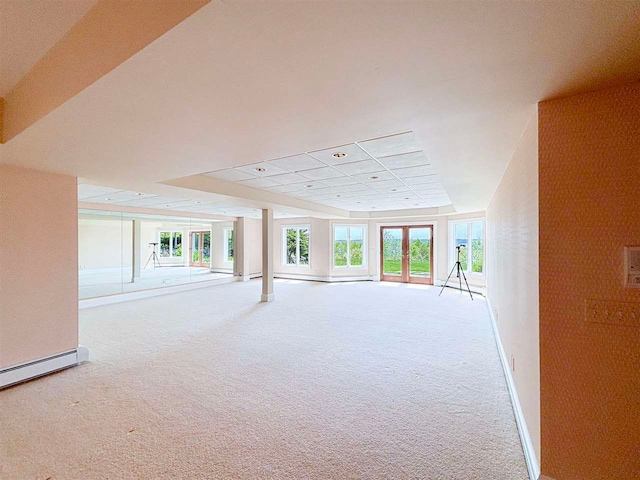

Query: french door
[
  {"left": 380, "top": 225, "right": 433, "bottom": 284},
  {"left": 189, "top": 231, "right": 211, "bottom": 267}
]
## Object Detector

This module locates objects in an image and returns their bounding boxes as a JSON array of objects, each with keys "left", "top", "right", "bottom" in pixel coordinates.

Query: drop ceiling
[
  {"left": 78, "top": 184, "right": 298, "bottom": 219},
  {"left": 201, "top": 132, "right": 451, "bottom": 212}
]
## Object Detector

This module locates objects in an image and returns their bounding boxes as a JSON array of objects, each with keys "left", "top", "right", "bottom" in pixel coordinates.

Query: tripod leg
[
  {"left": 458, "top": 263, "right": 462, "bottom": 295},
  {"left": 144, "top": 253, "right": 153, "bottom": 269},
  {"left": 460, "top": 268, "right": 474, "bottom": 300},
  {"left": 439, "top": 263, "right": 458, "bottom": 296}
]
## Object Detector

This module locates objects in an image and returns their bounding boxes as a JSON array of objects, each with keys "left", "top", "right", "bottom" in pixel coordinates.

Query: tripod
[
  {"left": 145, "top": 242, "right": 162, "bottom": 269},
  {"left": 439, "top": 245, "right": 473, "bottom": 300}
]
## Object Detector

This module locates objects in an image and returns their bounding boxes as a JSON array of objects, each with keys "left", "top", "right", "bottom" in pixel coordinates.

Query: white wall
[{"left": 486, "top": 109, "right": 540, "bottom": 462}]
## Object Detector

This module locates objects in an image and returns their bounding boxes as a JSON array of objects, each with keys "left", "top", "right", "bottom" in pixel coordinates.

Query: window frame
[
  {"left": 223, "top": 228, "right": 234, "bottom": 263},
  {"left": 332, "top": 224, "right": 368, "bottom": 269},
  {"left": 158, "top": 230, "right": 183, "bottom": 258},
  {"left": 282, "top": 225, "right": 311, "bottom": 268},
  {"left": 448, "top": 219, "right": 485, "bottom": 277}
]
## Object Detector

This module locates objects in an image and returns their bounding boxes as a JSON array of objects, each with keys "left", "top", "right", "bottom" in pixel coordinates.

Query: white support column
[
  {"left": 210, "top": 223, "right": 216, "bottom": 272},
  {"left": 261, "top": 209, "right": 274, "bottom": 302},
  {"left": 234, "top": 218, "right": 250, "bottom": 282},
  {"left": 132, "top": 219, "right": 142, "bottom": 282}
]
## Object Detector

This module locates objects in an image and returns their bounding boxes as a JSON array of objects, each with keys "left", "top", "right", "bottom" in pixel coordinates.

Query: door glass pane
[
  {"left": 299, "top": 228, "right": 310, "bottom": 265},
  {"left": 454, "top": 223, "right": 468, "bottom": 270},
  {"left": 172, "top": 232, "right": 182, "bottom": 258},
  {"left": 409, "top": 227, "right": 430, "bottom": 278},
  {"left": 471, "top": 222, "right": 483, "bottom": 273},
  {"left": 203, "top": 232, "right": 211, "bottom": 265},
  {"left": 334, "top": 226, "right": 348, "bottom": 266},
  {"left": 349, "top": 227, "right": 364, "bottom": 266},
  {"left": 382, "top": 228, "right": 403, "bottom": 276},
  {"left": 192, "top": 233, "right": 200, "bottom": 263},
  {"left": 285, "top": 228, "right": 297, "bottom": 265}
]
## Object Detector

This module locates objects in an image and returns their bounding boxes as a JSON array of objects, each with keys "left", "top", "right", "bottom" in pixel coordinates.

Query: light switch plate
[{"left": 586, "top": 299, "right": 640, "bottom": 327}]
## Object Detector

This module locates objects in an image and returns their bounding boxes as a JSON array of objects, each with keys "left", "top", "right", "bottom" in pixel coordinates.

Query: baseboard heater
[{"left": 0, "top": 346, "right": 89, "bottom": 389}]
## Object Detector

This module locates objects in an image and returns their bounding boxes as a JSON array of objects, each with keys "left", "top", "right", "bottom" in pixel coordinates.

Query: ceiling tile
[
  {"left": 82, "top": 190, "right": 148, "bottom": 203},
  {"left": 203, "top": 169, "right": 256, "bottom": 182},
  {"left": 378, "top": 151, "right": 429, "bottom": 170},
  {"left": 299, "top": 167, "right": 344, "bottom": 180},
  {"left": 78, "top": 184, "right": 124, "bottom": 200},
  {"left": 365, "top": 178, "right": 404, "bottom": 189},
  {"left": 237, "top": 177, "right": 281, "bottom": 188},
  {"left": 266, "top": 172, "right": 309, "bottom": 185},
  {"left": 351, "top": 170, "right": 396, "bottom": 183},
  {"left": 335, "top": 159, "right": 385, "bottom": 176},
  {"left": 391, "top": 164, "right": 436, "bottom": 178},
  {"left": 358, "top": 132, "right": 422, "bottom": 158},
  {"left": 308, "top": 143, "right": 372, "bottom": 165},
  {"left": 268, "top": 154, "right": 325, "bottom": 172},
  {"left": 235, "top": 162, "right": 289, "bottom": 177},
  {"left": 319, "top": 176, "right": 361, "bottom": 187}
]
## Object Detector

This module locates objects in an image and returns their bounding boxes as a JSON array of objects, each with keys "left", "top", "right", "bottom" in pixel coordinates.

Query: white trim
[
  {"left": 79, "top": 276, "right": 236, "bottom": 308},
  {"left": 275, "top": 272, "right": 375, "bottom": 283},
  {"left": 0, "top": 346, "right": 89, "bottom": 389},
  {"left": 332, "top": 224, "right": 368, "bottom": 269},
  {"left": 485, "top": 297, "right": 540, "bottom": 480},
  {"left": 260, "top": 293, "right": 275, "bottom": 302},
  {"left": 282, "top": 224, "right": 311, "bottom": 268}
]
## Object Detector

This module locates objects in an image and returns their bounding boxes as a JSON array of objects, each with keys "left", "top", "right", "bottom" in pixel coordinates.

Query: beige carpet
[{"left": 0, "top": 280, "right": 528, "bottom": 479}]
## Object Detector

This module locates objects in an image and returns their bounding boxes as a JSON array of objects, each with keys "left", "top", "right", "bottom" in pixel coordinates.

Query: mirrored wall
[{"left": 78, "top": 209, "right": 235, "bottom": 299}]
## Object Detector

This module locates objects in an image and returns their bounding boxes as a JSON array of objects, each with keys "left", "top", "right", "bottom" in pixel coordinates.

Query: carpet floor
[{"left": 0, "top": 280, "right": 528, "bottom": 479}]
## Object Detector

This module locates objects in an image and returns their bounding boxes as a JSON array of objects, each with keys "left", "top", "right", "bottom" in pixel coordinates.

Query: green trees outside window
[
  {"left": 334, "top": 226, "right": 365, "bottom": 268},
  {"left": 285, "top": 226, "right": 309, "bottom": 266}
]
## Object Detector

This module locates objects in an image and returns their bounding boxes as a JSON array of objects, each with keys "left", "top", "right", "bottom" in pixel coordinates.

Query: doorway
[
  {"left": 189, "top": 231, "right": 211, "bottom": 267},
  {"left": 380, "top": 225, "right": 433, "bottom": 284}
]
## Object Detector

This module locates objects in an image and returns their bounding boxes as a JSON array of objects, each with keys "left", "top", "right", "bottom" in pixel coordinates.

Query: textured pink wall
[
  {"left": 539, "top": 83, "right": 640, "bottom": 479},
  {"left": 0, "top": 164, "right": 79, "bottom": 369}
]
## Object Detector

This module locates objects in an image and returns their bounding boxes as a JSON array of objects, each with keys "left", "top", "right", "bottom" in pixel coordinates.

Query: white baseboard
[
  {"left": 79, "top": 276, "right": 237, "bottom": 309},
  {"left": 274, "top": 273, "right": 375, "bottom": 283},
  {"left": 0, "top": 346, "right": 89, "bottom": 389},
  {"left": 485, "top": 298, "right": 540, "bottom": 480}
]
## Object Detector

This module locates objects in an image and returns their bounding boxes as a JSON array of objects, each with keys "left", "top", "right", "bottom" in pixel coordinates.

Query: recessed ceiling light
[
  {"left": 254, "top": 167, "right": 266, "bottom": 172},
  {"left": 356, "top": 201, "right": 361, "bottom": 204},
  {"left": 332, "top": 152, "right": 347, "bottom": 158},
  {"left": 195, "top": 201, "right": 202, "bottom": 204},
  {"left": 135, "top": 192, "right": 145, "bottom": 196},
  {"left": 369, "top": 176, "right": 379, "bottom": 180},
  {"left": 391, "top": 188, "right": 398, "bottom": 192},
  {"left": 105, "top": 198, "right": 113, "bottom": 201},
  {"left": 404, "top": 197, "right": 410, "bottom": 200},
  {"left": 305, "top": 184, "right": 313, "bottom": 188},
  {"left": 165, "top": 205, "right": 171, "bottom": 207},
  {"left": 336, "top": 194, "right": 342, "bottom": 197}
]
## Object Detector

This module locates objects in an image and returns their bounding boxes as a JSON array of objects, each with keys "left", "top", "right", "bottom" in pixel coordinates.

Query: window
[
  {"left": 223, "top": 228, "right": 234, "bottom": 262},
  {"left": 283, "top": 226, "right": 310, "bottom": 267},
  {"left": 333, "top": 225, "right": 366, "bottom": 268},
  {"left": 159, "top": 231, "right": 182, "bottom": 258},
  {"left": 449, "top": 220, "right": 483, "bottom": 274}
]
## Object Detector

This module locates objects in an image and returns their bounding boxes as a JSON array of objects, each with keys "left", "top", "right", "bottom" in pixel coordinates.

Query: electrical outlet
[{"left": 586, "top": 299, "right": 640, "bottom": 327}]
